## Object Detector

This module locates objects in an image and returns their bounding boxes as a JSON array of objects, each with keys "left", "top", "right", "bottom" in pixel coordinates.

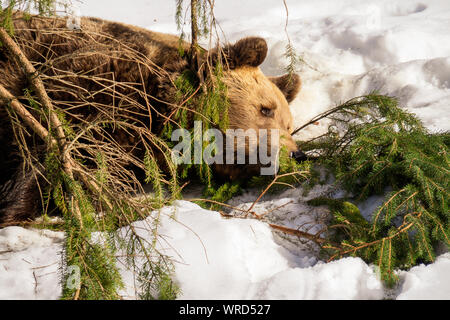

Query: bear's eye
[{"left": 261, "top": 107, "right": 274, "bottom": 117}]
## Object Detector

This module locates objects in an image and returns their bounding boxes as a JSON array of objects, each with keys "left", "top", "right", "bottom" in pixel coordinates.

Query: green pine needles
[
  {"left": 163, "top": 65, "right": 230, "bottom": 192},
  {"left": 301, "top": 94, "right": 449, "bottom": 286},
  {"left": 45, "top": 150, "right": 124, "bottom": 299}
]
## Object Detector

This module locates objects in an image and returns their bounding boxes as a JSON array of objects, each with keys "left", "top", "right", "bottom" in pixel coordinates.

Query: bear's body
[{"left": 0, "top": 13, "right": 302, "bottom": 225}]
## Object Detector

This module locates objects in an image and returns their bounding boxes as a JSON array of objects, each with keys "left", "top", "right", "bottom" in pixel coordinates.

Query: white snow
[
  {"left": 396, "top": 253, "right": 450, "bottom": 300},
  {"left": 1, "top": 0, "right": 449, "bottom": 300},
  {"left": 0, "top": 227, "right": 64, "bottom": 300},
  {"left": 117, "top": 201, "right": 299, "bottom": 300},
  {"left": 1, "top": 201, "right": 448, "bottom": 300},
  {"left": 247, "top": 258, "right": 384, "bottom": 300},
  {"left": 155, "top": 200, "right": 385, "bottom": 300}
]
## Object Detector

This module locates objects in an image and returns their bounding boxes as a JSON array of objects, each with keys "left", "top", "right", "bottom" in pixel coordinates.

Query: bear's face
[
  {"left": 208, "top": 37, "right": 303, "bottom": 178},
  {"left": 223, "top": 66, "right": 300, "bottom": 154}
]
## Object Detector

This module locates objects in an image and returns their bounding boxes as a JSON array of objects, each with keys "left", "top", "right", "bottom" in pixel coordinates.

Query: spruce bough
[{"left": 302, "top": 94, "right": 449, "bottom": 286}]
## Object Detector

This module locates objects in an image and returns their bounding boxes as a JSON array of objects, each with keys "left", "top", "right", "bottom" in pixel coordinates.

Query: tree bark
[{"left": 190, "top": 0, "right": 199, "bottom": 67}]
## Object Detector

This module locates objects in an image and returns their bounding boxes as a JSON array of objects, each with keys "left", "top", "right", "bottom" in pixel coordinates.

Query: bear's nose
[{"left": 290, "top": 150, "right": 307, "bottom": 163}]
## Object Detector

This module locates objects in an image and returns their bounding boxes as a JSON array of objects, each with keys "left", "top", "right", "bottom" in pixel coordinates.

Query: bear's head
[{"left": 207, "top": 37, "right": 305, "bottom": 179}]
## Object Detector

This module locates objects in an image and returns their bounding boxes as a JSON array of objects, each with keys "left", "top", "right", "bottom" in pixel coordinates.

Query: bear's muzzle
[{"left": 290, "top": 150, "right": 308, "bottom": 163}]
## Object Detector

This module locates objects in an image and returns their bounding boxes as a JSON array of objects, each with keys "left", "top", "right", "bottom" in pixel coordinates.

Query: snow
[
  {"left": 1, "top": 201, "right": 448, "bottom": 300},
  {"left": 396, "top": 253, "right": 450, "bottom": 300},
  {"left": 247, "top": 258, "right": 384, "bottom": 300},
  {"left": 118, "top": 201, "right": 299, "bottom": 300},
  {"left": 1, "top": 0, "right": 449, "bottom": 299},
  {"left": 0, "top": 227, "right": 64, "bottom": 300}
]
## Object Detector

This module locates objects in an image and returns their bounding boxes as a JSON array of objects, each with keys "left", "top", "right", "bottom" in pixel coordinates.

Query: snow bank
[
  {"left": 0, "top": 227, "right": 64, "bottom": 300},
  {"left": 397, "top": 253, "right": 450, "bottom": 300},
  {"left": 0, "top": 202, "right": 383, "bottom": 300},
  {"left": 121, "top": 201, "right": 298, "bottom": 300},
  {"left": 158, "top": 201, "right": 384, "bottom": 300},
  {"left": 248, "top": 258, "right": 383, "bottom": 300},
  {"left": 1, "top": 201, "right": 448, "bottom": 300}
]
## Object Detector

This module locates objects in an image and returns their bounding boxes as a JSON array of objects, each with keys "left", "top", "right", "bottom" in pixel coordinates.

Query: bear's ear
[
  {"left": 269, "top": 73, "right": 301, "bottom": 103},
  {"left": 210, "top": 37, "right": 268, "bottom": 69},
  {"left": 230, "top": 37, "right": 268, "bottom": 67}
]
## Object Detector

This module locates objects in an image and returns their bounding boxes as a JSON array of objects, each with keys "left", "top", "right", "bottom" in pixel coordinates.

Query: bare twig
[
  {"left": 0, "top": 84, "right": 55, "bottom": 144},
  {"left": 268, "top": 223, "right": 328, "bottom": 245},
  {"left": 246, "top": 171, "right": 308, "bottom": 214}
]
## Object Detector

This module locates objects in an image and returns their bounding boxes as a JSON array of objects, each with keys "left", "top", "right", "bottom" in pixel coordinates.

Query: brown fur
[{"left": 0, "top": 13, "right": 302, "bottom": 224}]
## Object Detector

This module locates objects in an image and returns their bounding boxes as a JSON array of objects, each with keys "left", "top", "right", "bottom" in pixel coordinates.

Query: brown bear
[{"left": 0, "top": 13, "right": 304, "bottom": 225}]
